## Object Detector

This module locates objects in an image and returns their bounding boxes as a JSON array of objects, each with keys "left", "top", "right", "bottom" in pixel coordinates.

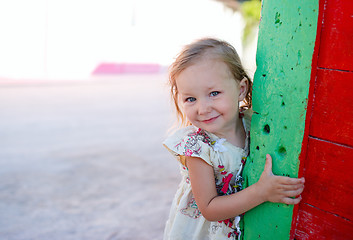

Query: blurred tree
[
  {"left": 241, "top": 0, "right": 261, "bottom": 45},
  {"left": 215, "top": 0, "right": 261, "bottom": 45}
]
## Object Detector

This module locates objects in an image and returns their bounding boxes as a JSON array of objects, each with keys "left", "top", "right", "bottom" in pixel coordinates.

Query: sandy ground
[{"left": 0, "top": 73, "right": 180, "bottom": 240}]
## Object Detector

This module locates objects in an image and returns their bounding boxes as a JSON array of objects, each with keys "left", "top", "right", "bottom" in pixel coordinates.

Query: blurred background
[
  {"left": 0, "top": 0, "right": 260, "bottom": 239},
  {"left": 0, "top": 0, "right": 260, "bottom": 80}
]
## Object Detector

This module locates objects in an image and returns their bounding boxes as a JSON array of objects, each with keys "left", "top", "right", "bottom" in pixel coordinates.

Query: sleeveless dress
[{"left": 163, "top": 111, "right": 251, "bottom": 240}]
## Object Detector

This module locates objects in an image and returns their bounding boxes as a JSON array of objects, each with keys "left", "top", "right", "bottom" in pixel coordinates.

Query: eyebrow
[{"left": 180, "top": 93, "right": 194, "bottom": 99}]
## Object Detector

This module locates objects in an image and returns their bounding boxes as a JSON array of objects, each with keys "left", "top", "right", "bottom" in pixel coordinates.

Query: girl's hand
[{"left": 256, "top": 154, "right": 305, "bottom": 205}]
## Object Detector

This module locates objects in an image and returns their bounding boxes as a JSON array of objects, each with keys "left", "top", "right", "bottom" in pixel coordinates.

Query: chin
[{"left": 202, "top": 126, "right": 218, "bottom": 134}]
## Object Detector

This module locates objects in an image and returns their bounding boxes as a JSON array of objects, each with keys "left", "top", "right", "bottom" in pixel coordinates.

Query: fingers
[
  {"left": 277, "top": 182, "right": 304, "bottom": 192},
  {"left": 276, "top": 176, "right": 305, "bottom": 195},
  {"left": 282, "top": 195, "right": 302, "bottom": 205},
  {"left": 263, "top": 154, "right": 273, "bottom": 174},
  {"left": 279, "top": 176, "right": 305, "bottom": 185},
  {"left": 277, "top": 181, "right": 304, "bottom": 205},
  {"left": 276, "top": 176, "right": 305, "bottom": 188},
  {"left": 268, "top": 175, "right": 305, "bottom": 204},
  {"left": 260, "top": 153, "right": 306, "bottom": 205},
  {"left": 284, "top": 186, "right": 305, "bottom": 197}
]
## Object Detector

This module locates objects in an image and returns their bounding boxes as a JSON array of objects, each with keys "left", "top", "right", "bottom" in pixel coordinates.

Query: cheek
[
  {"left": 183, "top": 106, "right": 198, "bottom": 123},
  {"left": 183, "top": 106, "right": 193, "bottom": 118},
  {"left": 221, "top": 97, "right": 239, "bottom": 113}
]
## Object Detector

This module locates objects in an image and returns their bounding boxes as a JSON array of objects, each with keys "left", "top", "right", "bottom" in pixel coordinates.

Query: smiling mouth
[{"left": 201, "top": 116, "right": 219, "bottom": 124}]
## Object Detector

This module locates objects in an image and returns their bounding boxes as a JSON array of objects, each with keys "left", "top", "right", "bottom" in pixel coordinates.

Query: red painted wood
[
  {"left": 292, "top": 0, "right": 353, "bottom": 238},
  {"left": 92, "top": 63, "right": 161, "bottom": 74},
  {"left": 301, "top": 137, "right": 353, "bottom": 220},
  {"left": 295, "top": 203, "right": 353, "bottom": 240},
  {"left": 318, "top": 0, "right": 353, "bottom": 71},
  {"left": 309, "top": 69, "right": 353, "bottom": 147}
]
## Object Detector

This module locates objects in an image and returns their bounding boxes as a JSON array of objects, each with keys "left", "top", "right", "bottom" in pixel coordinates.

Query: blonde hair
[{"left": 168, "top": 38, "right": 253, "bottom": 127}]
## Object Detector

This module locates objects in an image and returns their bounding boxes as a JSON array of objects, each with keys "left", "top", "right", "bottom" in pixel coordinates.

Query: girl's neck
[
  {"left": 228, "top": 117, "right": 246, "bottom": 148},
  {"left": 213, "top": 116, "right": 246, "bottom": 149}
]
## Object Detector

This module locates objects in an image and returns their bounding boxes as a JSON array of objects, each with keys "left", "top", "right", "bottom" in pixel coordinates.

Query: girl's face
[{"left": 176, "top": 57, "right": 247, "bottom": 138}]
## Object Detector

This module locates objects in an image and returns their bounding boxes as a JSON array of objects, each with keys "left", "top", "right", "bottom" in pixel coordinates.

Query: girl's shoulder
[{"left": 163, "top": 126, "right": 214, "bottom": 166}]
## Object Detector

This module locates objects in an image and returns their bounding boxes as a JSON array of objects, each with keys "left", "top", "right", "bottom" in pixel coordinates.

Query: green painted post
[{"left": 242, "top": 1, "right": 319, "bottom": 239}]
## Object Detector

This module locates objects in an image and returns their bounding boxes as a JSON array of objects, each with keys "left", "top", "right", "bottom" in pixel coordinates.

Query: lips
[{"left": 201, "top": 115, "right": 219, "bottom": 124}]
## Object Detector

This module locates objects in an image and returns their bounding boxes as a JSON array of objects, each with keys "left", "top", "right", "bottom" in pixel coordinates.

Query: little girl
[{"left": 163, "top": 38, "right": 305, "bottom": 240}]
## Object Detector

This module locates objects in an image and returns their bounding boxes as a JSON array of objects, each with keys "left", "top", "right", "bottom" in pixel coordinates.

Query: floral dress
[{"left": 163, "top": 111, "right": 251, "bottom": 240}]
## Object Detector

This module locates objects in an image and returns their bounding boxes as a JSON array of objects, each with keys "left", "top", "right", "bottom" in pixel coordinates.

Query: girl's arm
[{"left": 187, "top": 154, "right": 305, "bottom": 222}]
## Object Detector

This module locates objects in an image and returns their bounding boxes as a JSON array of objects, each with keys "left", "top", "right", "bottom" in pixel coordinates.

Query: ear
[{"left": 238, "top": 77, "right": 249, "bottom": 101}]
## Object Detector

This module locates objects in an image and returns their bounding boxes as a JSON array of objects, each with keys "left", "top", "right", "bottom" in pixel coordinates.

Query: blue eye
[
  {"left": 210, "top": 91, "right": 220, "bottom": 97},
  {"left": 185, "top": 97, "right": 196, "bottom": 102}
]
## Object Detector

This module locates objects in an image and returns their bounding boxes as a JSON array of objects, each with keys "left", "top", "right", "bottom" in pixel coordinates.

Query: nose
[{"left": 197, "top": 99, "right": 211, "bottom": 115}]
